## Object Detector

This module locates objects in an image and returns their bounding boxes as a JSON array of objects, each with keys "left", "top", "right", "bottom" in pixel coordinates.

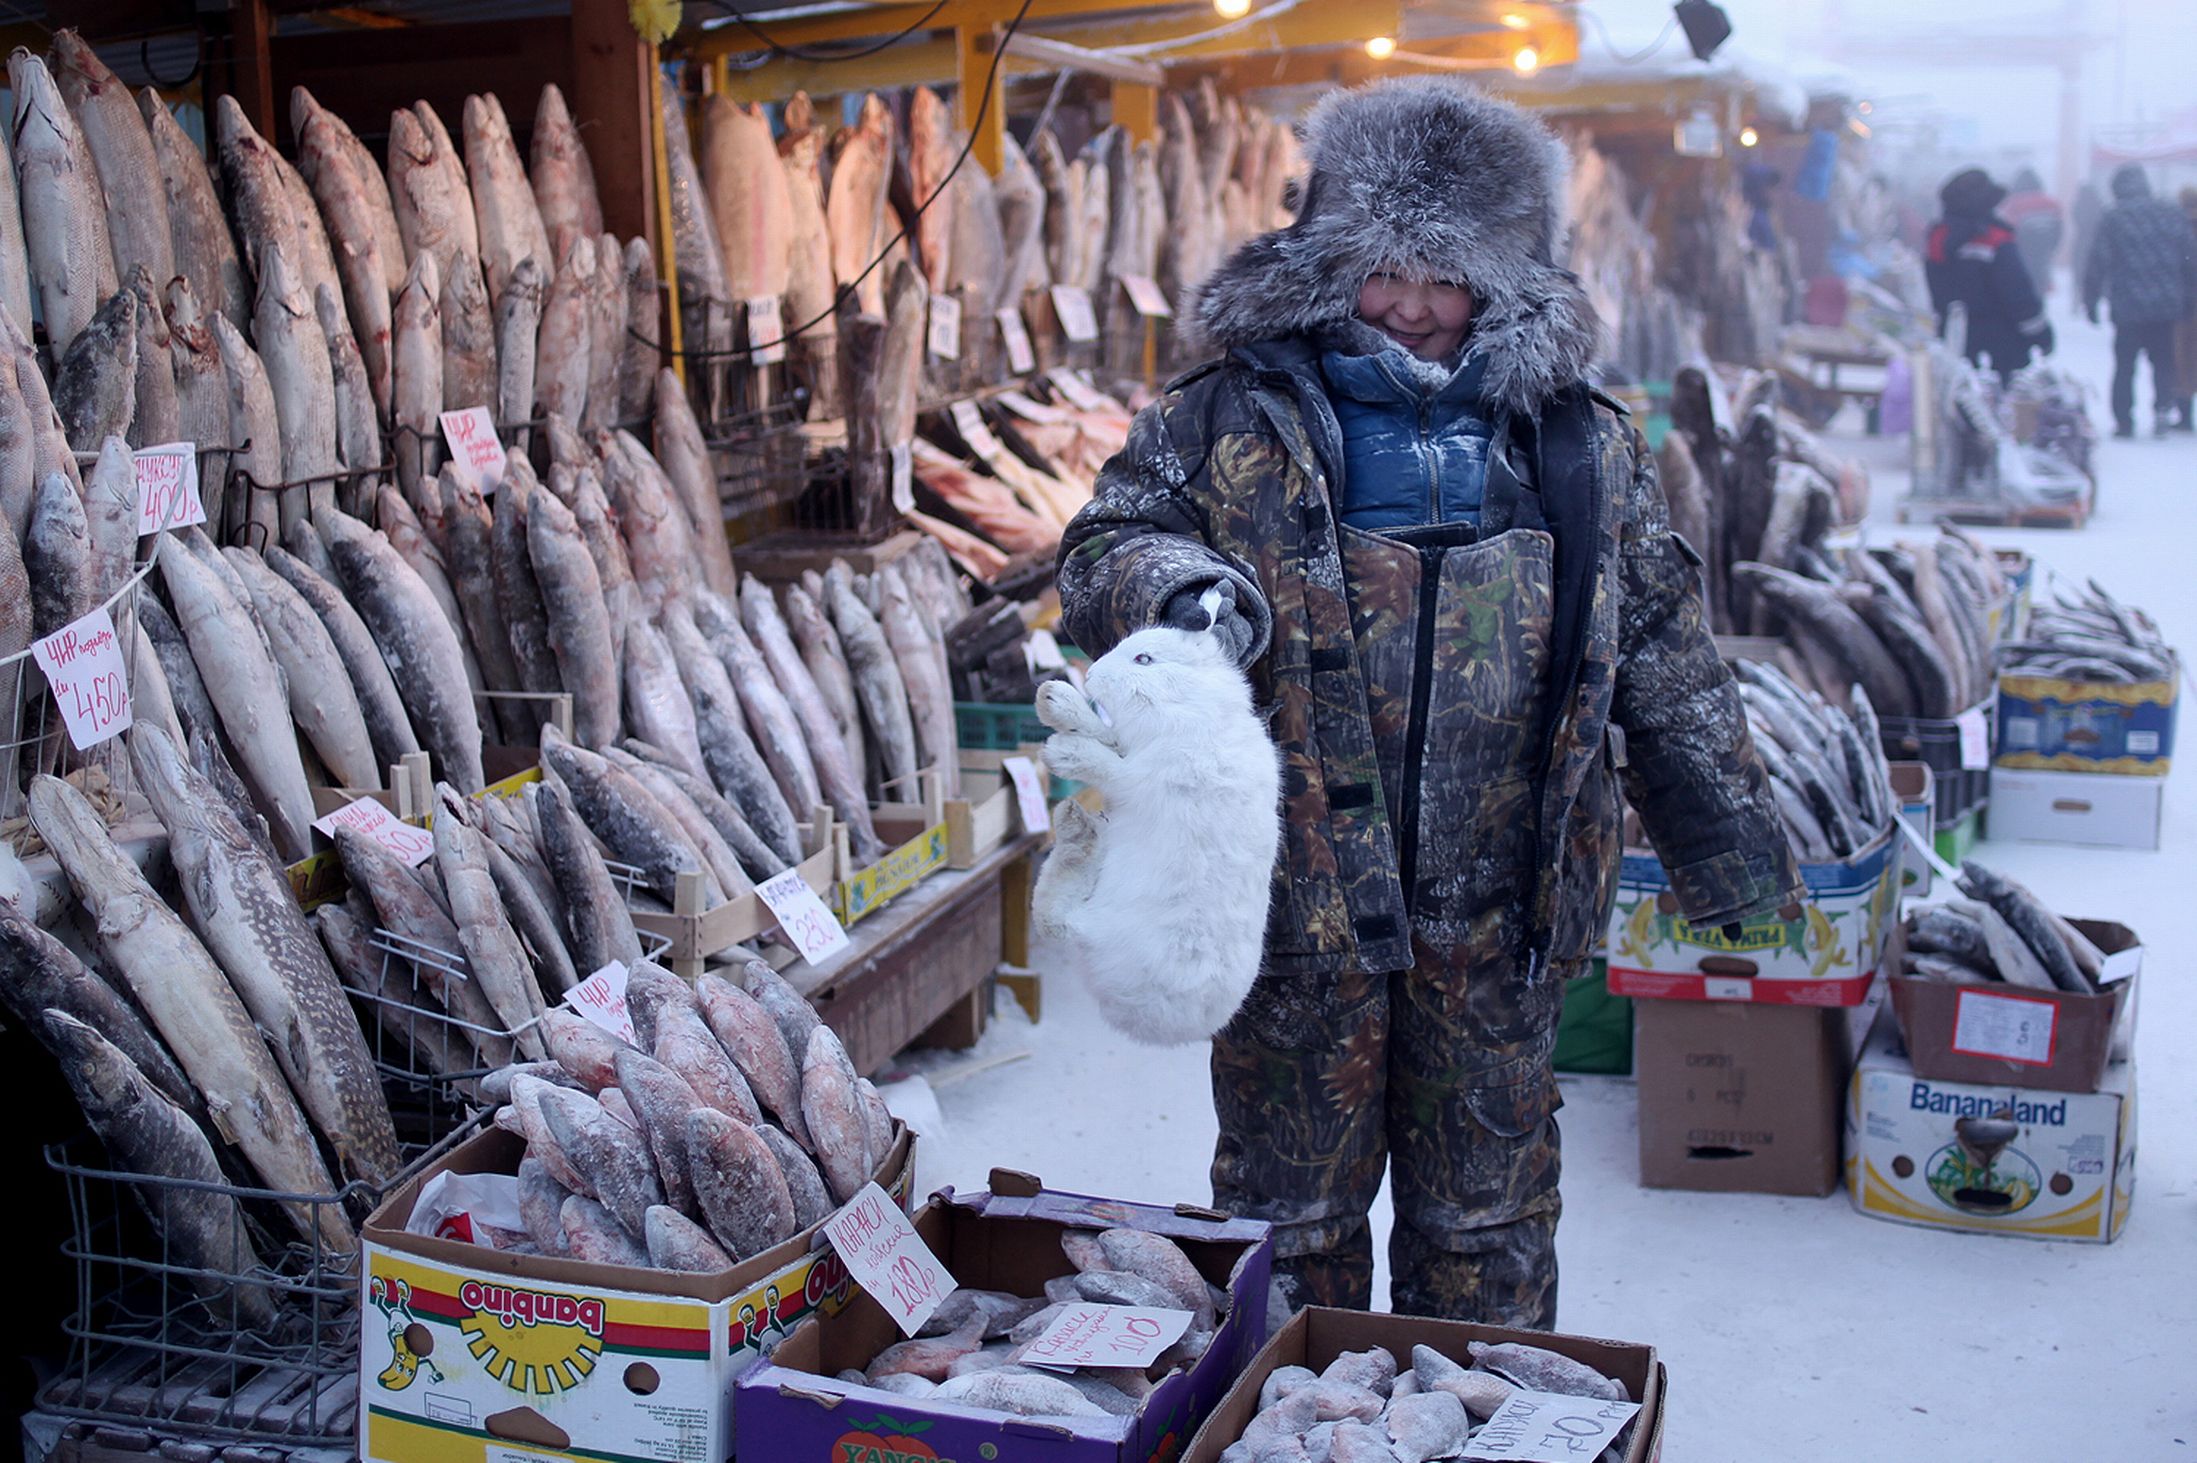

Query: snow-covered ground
[{"left": 887, "top": 306, "right": 2194, "bottom": 1462}]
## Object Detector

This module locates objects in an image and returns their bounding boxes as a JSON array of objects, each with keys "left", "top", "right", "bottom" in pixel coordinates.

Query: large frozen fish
[
  {"left": 141, "top": 89, "right": 245, "bottom": 329},
  {"left": 392, "top": 250, "right": 444, "bottom": 501},
  {"left": 824, "top": 565, "right": 919, "bottom": 803},
  {"left": 531, "top": 83, "right": 604, "bottom": 260},
  {"left": 617, "top": 238, "right": 660, "bottom": 424},
  {"left": 783, "top": 583, "right": 865, "bottom": 774},
  {"left": 11, "top": 50, "right": 117, "bottom": 355},
  {"left": 660, "top": 600, "right": 801, "bottom": 866},
  {"left": 376, "top": 486, "right": 480, "bottom": 697},
  {"left": 440, "top": 249, "right": 498, "bottom": 412},
  {"left": 533, "top": 778, "right": 645, "bottom": 973},
  {"left": 827, "top": 95, "right": 894, "bottom": 316},
  {"left": 599, "top": 430, "right": 696, "bottom": 609},
  {"left": 582, "top": 232, "right": 626, "bottom": 433},
  {"left": 296, "top": 104, "right": 395, "bottom": 421},
  {"left": 273, "top": 145, "right": 345, "bottom": 334},
  {"left": 650, "top": 369, "right": 735, "bottom": 596},
  {"left": 163, "top": 281, "right": 229, "bottom": 513},
  {"left": 604, "top": 746, "right": 750, "bottom": 900},
  {"left": 621, "top": 614, "right": 710, "bottom": 783},
  {"left": 226, "top": 548, "right": 381, "bottom": 789},
  {"left": 267, "top": 540, "right": 421, "bottom": 771},
  {"left": 212, "top": 94, "right": 298, "bottom": 298},
  {"left": 742, "top": 577, "right": 881, "bottom": 858},
  {"left": 534, "top": 234, "right": 595, "bottom": 428},
  {"left": 701, "top": 599, "right": 822, "bottom": 822},
  {"left": 318, "top": 285, "right": 381, "bottom": 492},
  {"left": 686, "top": 1108, "right": 795, "bottom": 1259},
  {"left": 0, "top": 901, "right": 199, "bottom": 1120},
  {"left": 125, "top": 268, "right": 178, "bottom": 448},
  {"left": 436, "top": 473, "right": 524, "bottom": 735},
  {"left": 464, "top": 92, "right": 550, "bottom": 305},
  {"left": 433, "top": 784, "right": 550, "bottom": 1056},
  {"left": 388, "top": 101, "right": 480, "bottom": 288},
  {"left": 624, "top": 735, "right": 785, "bottom": 882},
  {"left": 31, "top": 775, "right": 350, "bottom": 1250},
  {"left": 25, "top": 472, "right": 90, "bottom": 649},
  {"left": 210, "top": 315, "right": 284, "bottom": 545},
  {"left": 80, "top": 436, "right": 136, "bottom": 608},
  {"left": 658, "top": 81, "right": 732, "bottom": 392},
  {"left": 51, "top": 31, "right": 170, "bottom": 308},
  {"left": 492, "top": 464, "right": 563, "bottom": 713},
  {"left": 696, "top": 972, "right": 808, "bottom": 1145},
  {"left": 701, "top": 96, "right": 792, "bottom": 306},
  {"left": 0, "top": 111, "right": 32, "bottom": 336},
  {"left": 0, "top": 352, "right": 36, "bottom": 544},
  {"left": 292, "top": 86, "right": 407, "bottom": 295},
  {"left": 525, "top": 485, "right": 619, "bottom": 747},
  {"left": 876, "top": 563, "right": 959, "bottom": 799},
  {"left": 495, "top": 256, "right": 544, "bottom": 433},
  {"left": 253, "top": 246, "right": 339, "bottom": 519},
  {"left": 540, "top": 725, "right": 717, "bottom": 902},
  {"left": 53, "top": 285, "right": 136, "bottom": 453}
]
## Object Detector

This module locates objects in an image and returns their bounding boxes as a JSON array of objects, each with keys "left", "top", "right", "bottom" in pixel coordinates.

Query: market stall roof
[{"left": 1479, "top": 28, "right": 1809, "bottom": 132}]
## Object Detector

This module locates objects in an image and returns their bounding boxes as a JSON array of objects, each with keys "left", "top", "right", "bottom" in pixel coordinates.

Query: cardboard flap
[{"left": 988, "top": 1167, "right": 1043, "bottom": 1198}]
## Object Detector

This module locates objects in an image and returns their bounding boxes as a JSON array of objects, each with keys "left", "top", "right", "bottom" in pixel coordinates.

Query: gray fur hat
[{"left": 1184, "top": 76, "right": 1601, "bottom": 414}]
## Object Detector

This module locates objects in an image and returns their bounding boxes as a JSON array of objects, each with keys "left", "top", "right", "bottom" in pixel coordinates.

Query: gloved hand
[{"left": 1160, "top": 579, "right": 1258, "bottom": 666}]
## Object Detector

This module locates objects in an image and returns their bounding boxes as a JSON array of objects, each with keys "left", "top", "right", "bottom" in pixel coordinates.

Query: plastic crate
[
  {"left": 956, "top": 701, "right": 1078, "bottom": 798},
  {"left": 1878, "top": 699, "right": 1993, "bottom": 830}
]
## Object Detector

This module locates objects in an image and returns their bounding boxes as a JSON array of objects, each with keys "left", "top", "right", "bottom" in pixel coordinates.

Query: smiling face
[{"left": 1357, "top": 272, "right": 1475, "bottom": 360}]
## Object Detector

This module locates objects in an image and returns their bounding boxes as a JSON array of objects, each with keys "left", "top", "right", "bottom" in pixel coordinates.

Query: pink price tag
[
  {"left": 564, "top": 961, "right": 634, "bottom": 1045},
  {"left": 822, "top": 1182, "right": 957, "bottom": 1336},
  {"left": 31, "top": 606, "right": 132, "bottom": 750},
  {"left": 1001, "top": 756, "right": 1049, "bottom": 836},
  {"left": 1957, "top": 706, "right": 1990, "bottom": 771},
  {"left": 438, "top": 408, "right": 508, "bottom": 495},
  {"left": 757, "top": 868, "right": 850, "bottom": 964},
  {"left": 133, "top": 444, "right": 205, "bottom": 535},
  {"left": 1018, "top": 1303, "right": 1192, "bottom": 1372},
  {"left": 997, "top": 308, "right": 1036, "bottom": 373},
  {"left": 313, "top": 796, "right": 434, "bottom": 867}
]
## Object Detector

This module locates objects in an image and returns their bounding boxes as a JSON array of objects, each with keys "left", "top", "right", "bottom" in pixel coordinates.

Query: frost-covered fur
[
  {"left": 1182, "top": 76, "right": 1600, "bottom": 415},
  {"left": 1031, "top": 622, "right": 1282, "bottom": 1046}
]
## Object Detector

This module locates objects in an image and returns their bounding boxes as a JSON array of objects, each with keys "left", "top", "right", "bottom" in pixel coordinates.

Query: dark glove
[
  {"left": 2086, "top": 302, "right": 2100, "bottom": 326},
  {"left": 2034, "top": 322, "right": 2056, "bottom": 356},
  {"left": 1159, "top": 579, "right": 1258, "bottom": 666}
]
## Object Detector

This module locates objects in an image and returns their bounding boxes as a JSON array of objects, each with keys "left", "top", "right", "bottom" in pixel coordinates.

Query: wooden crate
[
  {"left": 946, "top": 749, "right": 1045, "bottom": 869},
  {"left": 631, "top": 814, "right": 838, "bottom": 979},
  {"left": 833, "top": 768, "right": 952, "bottom": 927}
]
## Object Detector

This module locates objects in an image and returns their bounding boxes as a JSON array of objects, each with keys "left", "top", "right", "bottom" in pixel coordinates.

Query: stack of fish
[
  {"left": 1999, "top": 581, "right": 2173, "bottom": 685},
  {"left": 1213, "top": 1341, "right": 1635, "bottom": 1463},
  {"left": 1729, "top": 527, "right": 2005, "bottom": 722},
  {"left": 1732, "top": 660, "right": 1895, "bottom": 863},
  {"left": 473, "top": 960, "right": 893, "bottom": 1269},
  {"left": 1900, "top": 861, "right": 2106, "bottom": 995},
  {"left": 906, "top": 390, "right": 1132, "bottom": 573},
  {"left": 822, "top": 1227, "right": 1228, "bottom": 1421},
  {"left": 1567, "top": 142, "right": 1694, "bottom": 388}
]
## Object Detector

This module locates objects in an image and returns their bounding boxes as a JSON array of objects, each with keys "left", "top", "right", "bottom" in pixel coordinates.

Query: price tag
[
  {"left": 888, "top": 441, "right": 915, "bottom": 515},
  {"left": 1951, "top": 988, "right": 2058, "bottom": 1066},
  {"left": 949, "top": 399, "right": 1005, "bottom": 461},
  {"left": 997, "top": 307, "right": 1036, "bottom": 373},
  {"left": 1462, "top": 1389, "right": 1643, "bottom": 1462},
  {"left": 1118, "top": 273, "right": 1172, "bottom": 319},
  {"left": 998, "top": 389, "right": 1066, "bottom": 424},
  {"left": 822, "top": 1182, "right": 956, "bottom": 1337},
  {"left": 439, "top": 407, "right": 508, "bottom": 495},
  {"left": 1001, "top": 756, "right": 1049, "bottom": 835},
  {"left": 1956, "top": 706, "right": 1990, "bottom": 771},
  {"left": 745, "top": 295, "right": 787, "bottom": 365},
  {"left": 314, "top": 795, "right": 434, "bottom": 867},
  {"left": 564, "top": 960, "right": 634, "bottom": 1045},
  {"left": 927, "top": 293, "right": 962, "bottom": 360},
  {"left": 757, "top": 867, "right": 850, "bottom": 964},
  {"left": 2098, "top": 944, "right": 2141, "bottom": 986},
  {"left": 1050, "top": 284, "right": 1099, "bottom": 343},
  {"left": 31, "top": 606, "right": 131, "bottom": 750},
  {"left": 1047, "top": 367, "right": 1109, "bottom": 412},
  {"left": 134, "top": 444, "right": 204, "bottom": 535},
  {"left": 1017, "top": 1304, "right": 1192, "bottom": 1372}
]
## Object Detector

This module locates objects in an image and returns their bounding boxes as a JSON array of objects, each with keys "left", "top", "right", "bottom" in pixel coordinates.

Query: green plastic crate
[
  {"left": 955, "top": 701, "right": 1078, "bottom": 798},
  {"left": 1935, "top": 805, "right": 1982, "bottom": 865},
  {"left": 1554, "top": 959, "right": 1633, "bottom": 1075}
]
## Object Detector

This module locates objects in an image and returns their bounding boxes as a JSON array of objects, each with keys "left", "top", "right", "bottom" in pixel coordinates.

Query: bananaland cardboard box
[
  {"left": 1984, "top": 767, "right": 2165, "bottom": 850},
  {"left": 1847, "top": 1010, "right": 2136, "bottom": 1243},
  {"left": 1180, "top": 1308, "right": 1664, "bottom": 1463},
  {"left": 358, "top": 1122, "right": 914, "bottom": 1463},
  {"left": 737, "top": 1170, "right": 1273, "bottom": 1463},
  {"left": 1606, "top": 825, "right": 1901, "bottom": 1005},
  {"left": 1634, "top": 982, "right": 1885, "bottom": 1196},
  {"left": 1996, "top": 666, "right": 2177, "bottom": 775}
]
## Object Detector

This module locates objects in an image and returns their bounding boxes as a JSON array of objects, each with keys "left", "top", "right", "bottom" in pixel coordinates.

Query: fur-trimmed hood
[{"left": 1183, "top": 77, "right": 1601, "bottom": 415}]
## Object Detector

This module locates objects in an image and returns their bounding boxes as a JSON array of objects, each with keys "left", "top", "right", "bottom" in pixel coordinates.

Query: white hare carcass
[{"left": 1030, "top": 620, "right": 1282, "bottom": 1046}]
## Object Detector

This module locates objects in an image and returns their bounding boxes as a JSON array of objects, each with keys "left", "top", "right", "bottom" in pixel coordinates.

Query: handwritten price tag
[
  {"left": 1050, "top": 284, "right": 1099, "bottom": 343},
  {"left": 1951, "top": 988, "right": 2058, "bottom": 1066},
  {"left": 32, "top": 606, "right": 132, "bottom": 750},
  {"left": 997, "top": 307, "right": 1036, "bottom": 373},
  {"left": 745, "top": 295, "right": 786, "bottom": 365},
  {"left": 822, "top": 1182, "right": 956, "bottom": 1336},
  {"left": 757, "top": 867, "right": 850, "bottom": 964},
  {"left": 998, "top": 389, "right": 1065, "bottom": 424},
  {"left": 1018, "top": 1304, "right": 1191, "bottom": 1372},
  {"left": 314, "top": 795, "right": 434, "bottom": 867},
  {"left": 1047, "top": 367, "right": 1109, "bottom": 412},
  {"left": 889, "top": 441, "right": 915, "bottom": 515},
  {"left": 439, "top": 407, "right": 508, "bottom": 495},
  {"left": 949, "top": 399, "right": 1005, "bottom": 462},
  {"left": 1462, "top": 1390, "right": 1641, "bottom": 1462},
  {"left": 134, "top": 444, "right": 204, "bottom": 535},
  {"left": 565, "top": 960, "right": 634, "bottom": 1045},
  {"left": 1957, "top": 706, "right": 1990, "bottom": 771},
  {"left": 1001, "top": 756, "right": 1049, "bottom": 835},
  {"left": 928, "top": 294, "right": 962, "bottom": 360},
  {"left": 1118, "top": 273, "right": 1172, "bottom": 319}
]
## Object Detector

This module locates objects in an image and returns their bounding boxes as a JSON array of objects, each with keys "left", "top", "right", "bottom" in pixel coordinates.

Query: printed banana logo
[{"left": 370, "top": 1277, "right": 443, "bottom": 1391}]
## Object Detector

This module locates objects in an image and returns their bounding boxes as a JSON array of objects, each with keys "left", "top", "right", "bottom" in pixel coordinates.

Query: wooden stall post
[{"left": 570, "top": 0, "right": 659, "bottom": 247}]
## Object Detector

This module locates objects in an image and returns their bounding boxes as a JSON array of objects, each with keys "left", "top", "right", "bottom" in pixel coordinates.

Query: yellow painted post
[
  {"left": 1112, "top": 79, "right": 1158, "bottom": 143},
  {"left": 957, "top": 23, "right": 1005, "bottom": 175}
]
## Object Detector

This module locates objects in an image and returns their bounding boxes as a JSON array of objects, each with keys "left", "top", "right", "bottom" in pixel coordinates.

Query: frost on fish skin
[
  {"left": 623, "top": 961, "right": 699, "bottom": 1051},
  {"left": 1387, "top": 1390, "right": 1470, "bottom": 1463},
  {"left": 696, "top": 972, "right": 809, "bottom": 1145},
  {"left": 517, "top": 1153, "right": 571, "bottom": 1254},
  {"left": 560, "top": 1194, "right": 647, "bottom": 1266},
  {"left": 538, "top": 1084, "right": 662, "bottom": 1239},
  {"left": 1320, "top": 1346, "right": 1397, "bottom": 1398},
  {"left": 931, "top": 1367, "right": 1108, "bottom": 1418},
  {"left": 800, "top": 1024, "right": 868, "bottom": 1202},
  {"left": 612, "top": 1047, "right": 704, "bottom": 1215},
  {"left": 645, "top": 1204, "right": 732, "bottom": 1273},
  {"left": 684, "top": 1107, "right": 795, "bottom": 1259},
  {"left": 540, "top": 1007, "right": 623, "bottom": 1091},
  {"left": 1468, "top": 1340, "right": 1626, "bottom": 1401},
  {"left": 755, "top": 1123, "right": 833, "bottom": 1229},
  {"left": 656, "top": 1009, "right": 762, "bottom": 1125},
  {"left": 742, "top": 959, "right": 821, "bottom": 1081},
  {"left": 1095, "top": 1228, "right": 1213, "bottom": 1324}
]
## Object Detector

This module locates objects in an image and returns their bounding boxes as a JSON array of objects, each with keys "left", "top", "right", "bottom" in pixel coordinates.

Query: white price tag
[
  {"left": 822, "top": 1182, "right": 956, "bottom": 1337},
  {"left": 1702, "top": 976, "right": 1753, "bottom": 1001},
  {"left": 31, "top": 606, "right": 131, "bottom": 750},
  {"left": 564, "top": 961, "right": 634, "bottom": 1045},
  {"left": 1047, "top": 367, "right": 1109, "bottom": 412},
  {"left": 315, "top": 795, "right": 434, "bottom": 867},
  {"left": 745, "top": 295, "right": 787, "bottom": 365},
  {"left": 1118, "top": 273, "right": 1172, "bottom": 319},
  {"left": 1951, "top": 988, "right": 2058, "bottom": 1066},
  {"left": 949, "top": 399, "right": 1004, "bottom": 461},
  {"left": 998, "top": 389, "right": 1066, "bottom": 424},
  {"left": 1017, "top": 1304, "right": 1192, "bottom": 1372},
  {"left": 1050, "top": 284, "right": 1099, "bottom": 343},
  {"left": 927, "top": 294, "right": 962, "bottom": 360},
  {"left": 439, "top": 407, "right": 508, "bottom": 495},
  {"left": 1957, "top": 706, "right": 1990, "bottom": 771},
  {"left": 757, "top": 867, "right": 850, "bottom": 964},
  {"left": 2098, "top": 944, "right": 2141, "bottom": 986},
  {"left": 1463, "top": 1389, "right": 1642, "bottom": 1462},
  {"left": 997, "top": 307, "right": 1036, "bottom": 373},
  {"left": 134, "top": 444, "right": 204, "bottom": 535},
  {"left": 889, "top": 441, "right": 915, "bottom": 515},
  {"left": 1001, "top": 756, "right": 1049, "bottom": 835}
]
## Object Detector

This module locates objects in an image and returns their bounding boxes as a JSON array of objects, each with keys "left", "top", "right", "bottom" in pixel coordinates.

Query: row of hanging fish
[
  {"left": 1730, "top": 659, "right": 1896, "bottom": 864},
  {"left": 1998, "top": 581, "right": 2173, "bottom": 684},
  {"left": 1901, "top": 861, "right": 2110, "bottom": 995},
  {"left": 905, "top": 387, "right": 1132, "bottom": 574}
]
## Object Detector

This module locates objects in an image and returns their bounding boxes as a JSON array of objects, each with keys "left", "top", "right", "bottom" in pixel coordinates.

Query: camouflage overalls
[{"left": 1059, "top": 339, "right": 1800, "bottom": 1325}]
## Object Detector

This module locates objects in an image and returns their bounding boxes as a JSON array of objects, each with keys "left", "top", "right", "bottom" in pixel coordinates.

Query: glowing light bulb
[
  {"left": 1213, "top": 0, "right": 1251, "bottom": 17},
  {"left": 1512, "top": 44, "right": 1539, "bottom": 74},
  {"left": 1365, "top": 34, "right": 1396, "bottom": 59},
  {"left": 1739, "top": 125, "right": 1760, "bottom": 147}
]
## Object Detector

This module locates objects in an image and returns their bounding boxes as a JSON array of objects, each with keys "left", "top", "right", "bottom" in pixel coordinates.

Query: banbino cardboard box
[
  {"left": 1605, "top": 825, "right": 1901, "bottom": 1005},
  {"left": 738, "top": 1171, "right": 1273, "bottom": 1463},
  {"left": 1847, "top": 1010, "right": 2135, "bottom": 1243},
  {"left": 358, "top": 1122, "right": 914, "bottom": 1463}
]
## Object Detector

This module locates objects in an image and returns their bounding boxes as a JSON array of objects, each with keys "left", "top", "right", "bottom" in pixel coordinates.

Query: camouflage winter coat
[{"left": 1059, "top": 336, "right": 1801, "bottom": 989}]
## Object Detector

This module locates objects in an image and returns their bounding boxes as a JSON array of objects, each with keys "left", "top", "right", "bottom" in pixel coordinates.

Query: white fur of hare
[{"left": 1031, "top": 622, "right": 1282, "bottom": 1046}]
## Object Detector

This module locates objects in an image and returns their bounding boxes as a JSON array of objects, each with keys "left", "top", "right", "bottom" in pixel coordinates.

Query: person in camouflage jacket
[{"left": 1057, "top": 78, "right": 1801, "bottom": 1326}]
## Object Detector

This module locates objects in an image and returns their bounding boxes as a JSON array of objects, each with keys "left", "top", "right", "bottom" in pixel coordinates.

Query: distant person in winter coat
[
  {"left": 2001, "top": 167, "right": 2066, "bottom": 296},
  {"left": 2175, "top": 186, "right": 2197, "bottom": 431},
  {"left": 2082, "top": 163, "right": 2197, "bottom": 436},
  {"left": 1059, "top": 79, "right": 1800, "bottom": 1329},
  {"left": 1926, "top": 168, "right": 2054, "bottom": 382}
]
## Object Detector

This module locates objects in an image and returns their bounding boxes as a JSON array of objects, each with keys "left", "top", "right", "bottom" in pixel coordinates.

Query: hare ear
[{"left": 1195, "top": 584, "right": 1225, "bottom": 629}]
